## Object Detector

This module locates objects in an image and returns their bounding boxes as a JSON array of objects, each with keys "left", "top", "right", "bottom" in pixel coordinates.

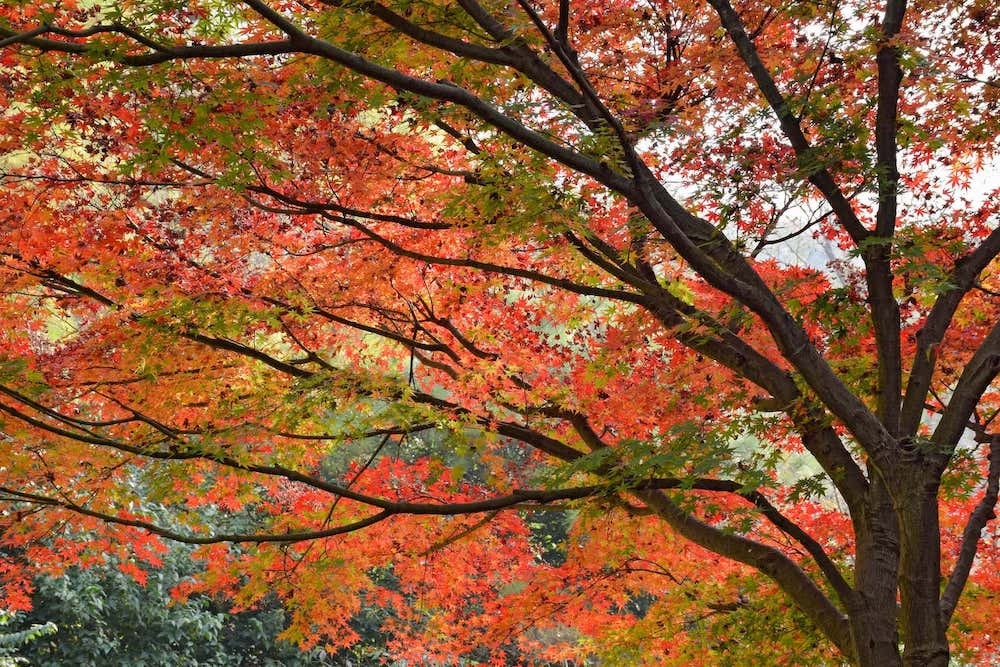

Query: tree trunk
[
  {"left": 849, "top": 476, "right": 903, "bottom": 666},
  {"left": 896, "top": 475, "right": 950, "bottom": 666}
]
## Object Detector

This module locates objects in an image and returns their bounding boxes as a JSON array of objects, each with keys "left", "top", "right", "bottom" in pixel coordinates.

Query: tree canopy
[{"left": 0, "top": 0, "right": 998, "bottom": 664}]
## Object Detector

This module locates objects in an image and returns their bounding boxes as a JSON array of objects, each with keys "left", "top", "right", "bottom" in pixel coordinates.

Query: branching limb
[
  {"left": 267, "top": 423, "right": 439, "bottom": 440},
  {"left": 703, "top": 0, "right": 867, "bottom": 243},
  {"left": 1, "top": 369, "right": 850, "bottom": 606},
  {"left": 561, "top": 412, "right": 854, "bottom": 605},
  {"left": 320, "top": 0, "right": 520, "bottom": 67},
  {"left": 635, "top": 180, "right": 894, "bottom": 468},
  {"left": 260, "top": 296, "right": 458, "bottom": 360},
  {"left": 8, "top": 1, "right": 875, "bottom": 504},
  {"left": 0, "top": 20, "right": 303, "bottom": 64},
  {"left": 705, "top": 0, "right": 902, "bottom": 432}
]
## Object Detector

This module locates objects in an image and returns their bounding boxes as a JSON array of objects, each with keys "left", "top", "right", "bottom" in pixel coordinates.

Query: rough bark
[
  {"left": 895, "top": 474, "right": 950, "bottom": 666},
  {"left": 849, "top": 476, "right": 903, "bottom": 666}
]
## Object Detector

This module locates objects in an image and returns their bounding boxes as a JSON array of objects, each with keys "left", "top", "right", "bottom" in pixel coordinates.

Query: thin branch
[
  {"left": 0, "top": 24, "right": 50, "bottom": 48},
  {"left": 901, "top": 227, "right": 1000, "bottom": 435},
  {"left": 328, "top": 212, "right": 646, "bottom": 303},
  {"left": 1, "top": 477, "right": 812, "bottom": 542},
  {"left": 940, "top": 438, "right": 1000, "bottom": 626},
  {"left": 704, "top": 0, "right": 868, "bottom": 244},
  {"left": 268, "top": 423, "right": 439, "bottom": 441},
  {"left": 323, "top": 0, "right": 519, "bottom": 67},
  {"left": 241, "top": 0, "right": 633, "bottom": 191},
  {"left": 931, "top": 321, "right": 1000, "bottom": 464}
]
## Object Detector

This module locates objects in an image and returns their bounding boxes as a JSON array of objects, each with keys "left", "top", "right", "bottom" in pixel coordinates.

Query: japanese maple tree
[{"left": 0, "top": 0, "right": 998, "bottom": 664}]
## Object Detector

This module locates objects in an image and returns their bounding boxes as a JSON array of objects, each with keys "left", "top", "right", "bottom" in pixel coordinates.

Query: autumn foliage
[{"left": 0, "top": 0, "right": 998, "bottom": 664}]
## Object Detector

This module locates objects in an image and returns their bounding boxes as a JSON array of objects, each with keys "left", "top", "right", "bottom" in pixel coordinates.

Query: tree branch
[
  {"left": 940, "top": 438, "right": 1000, "bottom": 626},
  {"left": 637, "top": 488, "right": 854, "bottom": 658},
  {"left": 901, "top": 227, "right": 1000, "bottom": 435},
  {"left": 634, "top": 172, "right": 895, "bottom": 468},
  {"left": 706, "top": 0, "right": 902, "bottom": 433},
  {"left": 328, "top": 212, "right": 646, "bottom": 303},
  {"left": 931, "top": 321, "right": 1000, "bottom": 462},
  {"left": 704, "top": 0, "right": 867, "bottom": 243}
]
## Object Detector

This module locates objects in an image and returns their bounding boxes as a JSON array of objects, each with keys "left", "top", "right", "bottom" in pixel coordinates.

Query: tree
[
  {"left": 0, "top": 0, "right": 998, "bottom": 664},
  {"left": 12, "top": 539, "right": 334, "bottom": 666},
  {"left": 0, "top": 610, "right": 55, "bottom": 667}
]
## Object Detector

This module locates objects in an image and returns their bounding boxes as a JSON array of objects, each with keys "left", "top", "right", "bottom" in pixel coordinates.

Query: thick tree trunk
[
  {"left": 896, "top": 477, "right": 950, "bottom": 666},
  {"left": 849, "top": 477, "right": 903, "bottom": 666}
]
